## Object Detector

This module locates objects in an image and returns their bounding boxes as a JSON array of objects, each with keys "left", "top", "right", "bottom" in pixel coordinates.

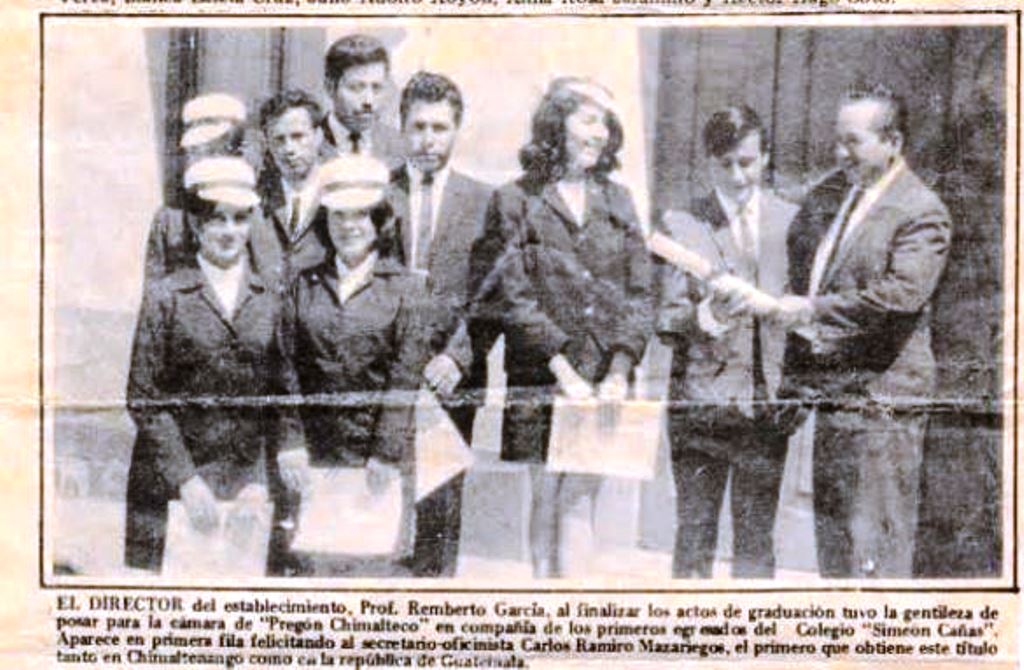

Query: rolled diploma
[{"left": 647, "top": 232, "right": 781, "bottom": 316}]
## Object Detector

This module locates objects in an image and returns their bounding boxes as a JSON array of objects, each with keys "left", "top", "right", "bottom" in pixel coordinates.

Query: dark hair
[
  {"left": 324, "top": 34, "right": 390, "bottom": 88},
  {"left": 399, "top": 71, "right": 464, "bottom": 127},
  {"left": 258, "top": 89, "right": 323, "bottom": 132},
  {"left": 518, "top": 83, "right": 623, "bottom": 184},
  {"left": 703, "top": 105, "right": 766, "bottom": 158},
  {"left": 839, "top": 82, "right": 908, "bottom": 141},
  {"left": 182, "top": 190, "right": 218, "bottom": 220},
  {"left": 320, "top": 200, "right": 398, "bottom": 256}
]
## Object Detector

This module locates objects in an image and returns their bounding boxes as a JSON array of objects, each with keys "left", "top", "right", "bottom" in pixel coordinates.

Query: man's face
[
  {"left": 834, "top": 99, "right": 902, "bottom": 186},
  {"left": 195, "top": 203, "right": 253, "bottom": 269},
  {"left": 267, "top": 107, "right": 322, "bottom": 183},
  {"left": 708, "top": 131, "right": 766, "bottom": 206},
  {"left": 330, "top": 62, "right": 389, "bottom": 133},
  {"left": 404, "top": 100, "right": 459, "bottom": 175}
]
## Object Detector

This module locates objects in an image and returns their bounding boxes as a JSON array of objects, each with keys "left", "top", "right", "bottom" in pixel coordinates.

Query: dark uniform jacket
[
  {"left": 277, "top": 256, "right": 440, "bottom": 467},
  {"left": 657, "top": 191, "right": 797, "bottom": 445},
  {"left": 124, "top": 266, "right": 282, "bottom": 571},
  {"left": 469, "top": 176, "right": 653, "bottom": 462},
  {"left": 782, "top": 165, "right": 952, "bottom": 406}
]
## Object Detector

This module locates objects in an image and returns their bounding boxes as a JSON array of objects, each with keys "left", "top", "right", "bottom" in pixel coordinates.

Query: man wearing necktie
[
  {"left": 657, "top": 106, "right": 797, "bottom": 578},
  {"left": 249, "top": 90, "right": 332, "bottom": 295},
  {"left": 320, "top": 34, "right": 404, "bottom": 169},
  {"left": 387, "top": 72, "right": 494, "bottom": 577},
  {"left": 774, "top": 84, "right": 952, "bottom": 578}
]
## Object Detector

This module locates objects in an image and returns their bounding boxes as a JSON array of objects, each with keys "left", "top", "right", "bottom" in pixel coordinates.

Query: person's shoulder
[
  {"left": 897, "top": 166, "right": 950, "bottom": 220},
  {"left": 762, "top": 189, "right": 800, "bottom": 221},
  {"left": 450, "top": 170, "right": 494, "bottom": 198},
  {"left": 148, "top": 265, "right": 202, "bottom": 301},
  {"left": 660, "top": 207, "right": 703, "bottom": 240}
]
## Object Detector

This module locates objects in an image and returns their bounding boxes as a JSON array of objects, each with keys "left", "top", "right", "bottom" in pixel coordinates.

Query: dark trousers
[
  {"left": 670, "top": 429, "right": 787, "bottom": 578},
  {"left": 407, "top": 473, "right": 465, "bottom": 577},
  {"left": 813, "top": 409, "right": 926, "bottom": 578}
]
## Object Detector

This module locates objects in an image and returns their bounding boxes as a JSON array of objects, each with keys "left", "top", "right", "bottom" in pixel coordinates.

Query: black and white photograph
[{"left": 42, "top": 15, "right": 1012, "bottom": 584}]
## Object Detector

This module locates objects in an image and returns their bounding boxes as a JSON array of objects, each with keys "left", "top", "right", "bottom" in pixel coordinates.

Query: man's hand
[
  {"left": 771, "top": 295, "right": 815, "bottom": 330},
  {"left": 180, "top": 475, "right": 218, "bottom": 533},
  {"left": 597, "top": 371, "right": 629, "bottom": 402},
  {"left": 365, "top": 457, "right": 401, "bottom": 496},
  {"left": 277, "top": 449, "right": 311, "bottom": 495},
  {"left": 708, "top": 274, "right": 758, "bottom": 320},
  {"left": 424, "top": 354, "right": 462, "bottom": 397},
  {"left": 549, "top": 353, "right": 594, "bottom": 401}
]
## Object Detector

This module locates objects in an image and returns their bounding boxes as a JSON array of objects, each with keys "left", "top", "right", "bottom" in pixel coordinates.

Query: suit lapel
[
  {"left": 539, "top": 182, "right": 579, "bottom": 233},
  {"left": 389, "top": 166, "right": 413, "bottom": 265},
  {"left": 820, "top": 166, "right": 910, "bottom": 290},
  {"left": 757, "top": 193, "right": 790, "bottom": 296},
  {"left": 693, "top": 195, "right": 742, "bottom": 277}
]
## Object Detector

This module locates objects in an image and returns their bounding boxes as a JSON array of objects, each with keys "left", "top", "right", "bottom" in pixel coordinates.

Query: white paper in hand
[
  {"left": 415, "top": 389, "right": 473, "bottom": 501},
  {"left": 291, "top": 468, "right": 402, "bottom": 555},
  {"left": 547, "top": 396, "right": 663, "bottom": 480},
  {"left": 163, "top": 497, "right": 271, "bottom": 578}
]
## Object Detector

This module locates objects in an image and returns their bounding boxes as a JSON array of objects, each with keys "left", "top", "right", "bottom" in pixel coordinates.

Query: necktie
[
  {"left": 736, "top": 206, "right": 757, "bottom": 278},
  {"left": 414, "top": 172, "right": 435, "bottom": 270},
  {"left": 289, "top": 196, "right": 301, "bottom": 237},
  {"left": 349, "top": 131, "right": 362, "bottom": 154}
]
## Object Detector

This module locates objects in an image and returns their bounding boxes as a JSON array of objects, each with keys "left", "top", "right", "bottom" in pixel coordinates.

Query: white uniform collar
[
  {"left": 196, "top": 253, "right": 246, "bottom": 316},
  {"left": 335, "top": 250, "right": 378, "bottom": 303}
]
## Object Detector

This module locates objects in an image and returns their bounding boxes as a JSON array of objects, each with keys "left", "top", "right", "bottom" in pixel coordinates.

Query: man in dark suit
[
  {"left": 657, "top": 106, "right": 798, "bottom": 578},
  {"left": 251, "top": 89, "right": 333, "bottom": 294},
  {"left": 321, "top": 34, "right": 403, "bottom": 168},
  {"left": 775, "top": 84, "right": 952, "bottom": 578},
  {"left": 387, "top": 71, "right": 493, "bottom": 577},
  {"left": 250, "top": 89, "right": 334, "bottom": 576}
]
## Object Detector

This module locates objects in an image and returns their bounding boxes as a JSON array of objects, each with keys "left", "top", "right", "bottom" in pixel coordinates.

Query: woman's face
[
  {"left": 195, "top": 202, "right": 253, "bottom": 269},
  {"left": 564, "top": 101, "right": 610, "bottom": 175},
  {"left": 328, "top": 208, "right": 377, "bottom": 267}
]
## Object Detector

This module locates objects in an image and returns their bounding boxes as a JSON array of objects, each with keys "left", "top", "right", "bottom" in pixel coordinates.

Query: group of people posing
[{"left": 124, "top": 33, "right": 951, "bottom": 581}]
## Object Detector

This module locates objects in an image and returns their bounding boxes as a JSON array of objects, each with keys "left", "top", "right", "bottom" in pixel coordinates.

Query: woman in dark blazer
[
  {"left": 125, "top": 157, "right": 277, "bottom": 573},
  {"left": 274, "top": 154, "right": 463, "bottom": 577},
  {"left": 469, "top": 78, "right": 653, "bottom": 577}
]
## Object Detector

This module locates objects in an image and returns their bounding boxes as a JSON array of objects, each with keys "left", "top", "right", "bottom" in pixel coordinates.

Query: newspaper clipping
[{"left": 0, "top": 0, "right": 1018, "bottom": 667}]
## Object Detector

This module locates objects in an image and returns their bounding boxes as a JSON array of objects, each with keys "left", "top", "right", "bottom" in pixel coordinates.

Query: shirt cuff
[{"left": 696, "top": 297, "right": 731, "bottom": 338}]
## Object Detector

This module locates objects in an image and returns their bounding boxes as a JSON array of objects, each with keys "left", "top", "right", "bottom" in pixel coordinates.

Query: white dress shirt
[
  {"left": 197, "top": 253, "right": 246, "bottom": 318},
  {"left": 336, "top": 250, "right": 378, "bottom": 304},
  {"left": 328, "top": 114, "right": 374, "bottom": 156},
  {"left": 809, "top": 157, "right": 906, "bottom": 296},
  {"left": 697, "top": 188, "right": 762, "bottom": 337},
  {"left": 715, "top": 187, "right": 761, "bottom": 263},
  {"left": 407, "top": 163, "right": 451, "bottom": 272}
]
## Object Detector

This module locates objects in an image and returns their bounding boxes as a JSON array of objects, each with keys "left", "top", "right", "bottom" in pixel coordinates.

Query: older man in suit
[
  {"left": 775, "top": 84, "right": 952, "bottom": 578},
  {"left": 658, "top": 106, "right": 798, "bottom": 578},
  {"left": 387, "top": 71, "right": 493, "bottom": 577},
  {"left": 321, "top": 34, "right": 404, "bottom": 168}
]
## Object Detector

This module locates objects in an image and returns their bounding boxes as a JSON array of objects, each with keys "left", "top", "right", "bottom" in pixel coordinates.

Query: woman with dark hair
[
  {"left": 144, "top": 94, "right": 255, "bottom": 284},
  {"left": 125, "top": 157, "right": 277, "bottom": 573},
  {"left": 469, "top": 78, "right": 653, "bottom": 578},
  {"left": 273, "top": 154, "right": 462, "bottom": 576}
]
